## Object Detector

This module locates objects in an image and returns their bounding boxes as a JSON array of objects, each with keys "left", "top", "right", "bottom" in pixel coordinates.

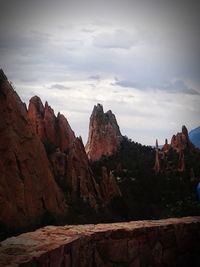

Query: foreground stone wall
[{"left": 0, "top": 217, "right": 200, "bottom": 267}]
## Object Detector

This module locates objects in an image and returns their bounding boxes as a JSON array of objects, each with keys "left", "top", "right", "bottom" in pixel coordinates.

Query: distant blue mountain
[{"left": 189, "top": 126, "right": 200, "bottom": 149}]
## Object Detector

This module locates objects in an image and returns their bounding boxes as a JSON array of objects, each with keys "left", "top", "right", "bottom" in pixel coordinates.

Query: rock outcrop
[
  {"left": 1, "top": 216, "right": 200, "bottom": 267},
  {"left": 85, "top": 104, "right": 122, "bottom": 161},
  {"left": 0, "top": 70, "right": 122, "bottom": 237},
  {"left": 0, "top": 70, "right": 67, "bottom": 233},
  {"left": 28, "top": 96, "right": 75, "bottom": 152},
  {"left": 99, "top": 167, "right": 122, "bottom": 205},
  {"left": 154, "top": 126, "right": 196, "bottom": 173},
  {"left": 28, "top": 97, "right": 101, "bottom": 209}
]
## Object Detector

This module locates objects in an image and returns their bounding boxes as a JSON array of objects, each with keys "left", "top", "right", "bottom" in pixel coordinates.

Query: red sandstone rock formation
[
  {"left": 49, "top": 137, "right": 102, "bottom": 209},
  {"left": 28, "top": 97, "right": 102, "bottom": 209},
  {"left": 0, "top": 69, "right": 122, "bottom": 232},
  {"left": 154, "top": 126, "right": 195, "bottom": 173},
  {"left": 85, "top": 103, "right": 122, "bottom": 161},
  {"left": 1, "top": 217, "right": 200, "bottom": 267},
  {"left": 28, "top": 96, "right": 75, "bottom": 152},
  {"left": 170, "top": 125, "right": 193, "bottom": 153},
  {"left": 99, "top": 167, "right": 122, "bottom": 204},
  {"left": 0, "top": 70, "right": 67, "bottom": 231}
]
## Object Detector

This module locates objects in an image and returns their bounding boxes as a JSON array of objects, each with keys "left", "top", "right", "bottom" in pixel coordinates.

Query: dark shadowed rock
[
  {"left": 99, "top": 166, "right": 122, "bottom": 205},
  {"left": 0, "top": 71, "right": 67, "bottom": 232}
]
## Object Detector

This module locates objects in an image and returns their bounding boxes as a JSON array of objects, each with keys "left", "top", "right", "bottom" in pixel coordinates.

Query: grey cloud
[
  {"left": 93, "top": 29, "right": 136, "bottom": 49},
  {"left": 114, "top": 80, "right": 141, "bottom": 89},
  {"left": 50, "top": 84, "right": 71, "bottom": 90},
  {"left": 114, "top": 79, "right": 200, "bottom": 95},
  {"left": 88, "top": 75, "right": 101, "bottom": 80},
  {"left": 20, "top": 77, "right": 39, "bottom": 83},
  {"left": 161, "top": 80, "right": 200, "bottom": 95},
  {"left": 63, "top": 39, "right": 84, "bottom": 50},
  {"left": 0, "top": 31, "right": 50, "bottom": 51},
  {"left": 81, "top": 28, "right": 95, "bottom": 33}
]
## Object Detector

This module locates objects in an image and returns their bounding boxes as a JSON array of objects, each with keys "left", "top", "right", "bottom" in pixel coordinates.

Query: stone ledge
[{"left": 0, "top": 216, "right": 200, "bottom": 267}]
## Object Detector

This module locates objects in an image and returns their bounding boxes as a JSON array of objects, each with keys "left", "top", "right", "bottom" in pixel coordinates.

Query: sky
[{"left": 0, "top": 0, "right": 200, "bottom": 145}]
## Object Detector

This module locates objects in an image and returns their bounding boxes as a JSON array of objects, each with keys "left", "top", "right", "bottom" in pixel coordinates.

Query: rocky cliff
[
  {"left": 154, "top": 125, "right": 196, "bottom": 173},
  {"left": 28, "top": 97, "right": 122, "bottom": 210},
  {"left": 0, "top": 70, "right": 123, "bottom": 239},
  {"left": 28, "top": 97, "right": 102, "bottom": 209},
  {"left": 85, "top": 104, "right": 122, "bottom": 161},
  {"left": 28, "top": 96, "right": 75, "bottom": 152},
  {"left": 0, "top": 70, "right": 67, "bottom": 234},
  {"left": 99, "top": 166, "right": 122, "bottom": 205}
]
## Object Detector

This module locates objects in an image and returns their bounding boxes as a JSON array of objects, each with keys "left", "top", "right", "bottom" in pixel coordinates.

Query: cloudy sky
[{"left": 1, "top": 0, "right": 200, "bottom": 145}]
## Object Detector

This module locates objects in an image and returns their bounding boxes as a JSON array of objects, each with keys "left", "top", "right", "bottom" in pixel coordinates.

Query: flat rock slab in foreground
[{"left": 0, "top": 217, "right": 200, "bottom": 267}]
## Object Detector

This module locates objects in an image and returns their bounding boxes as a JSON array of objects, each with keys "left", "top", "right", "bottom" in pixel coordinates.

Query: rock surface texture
[
  {"left": 0, "top": 70, "right": 122, "bottom": 239},
  {"left": 85, "top": 104, "right": 122, "bottom": 161},
  {"left": 28, "top": 97, "right": 102, "bottom": 209},
  {"left": 0, "top": 217, "right": 200, "bottom": 267},
  {"left": 28, "top": 99, "right": 122, "bottom": 209},
  {"left": 99, "top": 166, "right": 122, "bottom": 205},
  {"left": 0, "top": 70, "right": 67, "bottom": 233},
  {"left": 154, "top": 126, "right": 196, "bottom": 173},
  {"left": 28, "top": 96, "right": 75, "bottom": 152}
]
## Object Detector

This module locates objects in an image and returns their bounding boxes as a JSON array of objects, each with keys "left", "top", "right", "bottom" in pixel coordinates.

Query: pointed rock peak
[
  {"left": 182, "top": 125, "right": 188, "bottom": 137},
  {"left": 156, "top": 139, "right": 158, "bottom": 149},
  {"left": 165, "top": 138, "right": 168, "bottom": 145},
  {"left": 45, "top": 101, "right": 49, "bottom": 108},
  {"left": 0, "top": 69, "right": 8, "bottom": 81},
  {"left": 105, "top": 110, "right": 117, "bottom": 122},
  {"left": 29, "top": 96, "right": 45, "bottom": 115},
  {"left": 57, "top": 112, "right": 69, "bottom": 123},
  {"left": 29, "top": 95, "right": 43, "bottom": 107},
  {"left": 95, "top": 103, "right": 103, "bottom": 111},
  {"left": 92, "top": 103, "right": 104, "bottom": 116},
  {"left": 44, "top": 101, "right": 55, "bottom": 117},
  {"left": 86, "top": 103, "right": 122, "bottom": 161},
  {"left": 30, "top": 95, "right": 42, "bottom": 103},
  {"left": 57, "top": 112, "right": 63, "bottom": 118},
  {"left": 106, "top": 109, "right": 113, "bottom": 115}
]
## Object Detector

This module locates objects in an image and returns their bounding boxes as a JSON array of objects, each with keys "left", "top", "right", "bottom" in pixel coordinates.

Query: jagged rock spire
[
  {"left": 156, "top": 139, "right": 159, "bottom": 149},
  {"left": 182, "top": 125, "right": 188, "bottom": 136},
  {"left": 0, "top": 69, "right": 7, "bottom": 81},
  {"left": 154, "top": 125, "right": 195, "bottom": 173},
  {"left": 85, "top": 103, "right": 122, "bottom": 161}
]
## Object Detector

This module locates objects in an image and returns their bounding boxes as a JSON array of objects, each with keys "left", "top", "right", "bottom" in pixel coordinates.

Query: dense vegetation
[{"left": 91, "top": 136, "right": 200, "bottom": 221}]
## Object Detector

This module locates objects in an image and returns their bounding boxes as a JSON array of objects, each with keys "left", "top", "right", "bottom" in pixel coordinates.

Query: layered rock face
[
  {"left": 100, "top": 167, "right": 122, "bottom": 205},
  {"left": 86, "top": 104, "right": 122, "bottom": 161},
  {"left": 1, "top": 217, "right": 200, "bottom": 267},
  {"left": 0, "top": 70, "right": 67, "bottom": 232},
  {"left": 0, "top": 70, "right": 122, "bottom": 237},
  {"left": 154, "top": 126, "right": 196, "bottom": 173},
  {"left": 28, "top": 96, "right": 75, "bottom": 152},
  {"left": 28, "top": 97, "right": 101, "bottom": 209}
]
